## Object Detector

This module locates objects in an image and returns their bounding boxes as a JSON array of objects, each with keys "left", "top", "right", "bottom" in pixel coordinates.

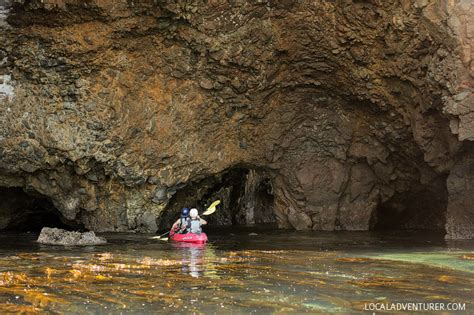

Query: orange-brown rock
[{"left": 0, "top": 0, "right": 472, "bottom": 238}]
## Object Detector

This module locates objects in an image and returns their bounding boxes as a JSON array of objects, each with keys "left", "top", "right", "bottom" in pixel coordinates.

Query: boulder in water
[{"left": 37, "top": 227, "right": 107, "bottom": 246}]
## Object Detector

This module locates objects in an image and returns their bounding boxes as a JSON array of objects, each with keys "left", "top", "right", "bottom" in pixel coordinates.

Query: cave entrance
[
  {"left": 371, "top": 178, "right": 448, "bottom": 231},
  {"left": 0, "top": 187, "right": 72, "bottom": 231},
  {"left": 157, "top": 168, "right": 277, "bottom": 230}
]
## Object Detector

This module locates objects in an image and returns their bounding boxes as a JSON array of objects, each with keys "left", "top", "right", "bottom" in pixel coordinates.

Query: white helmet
[{"left": 190, "top": 208, "right": 198, "bottom": 218}]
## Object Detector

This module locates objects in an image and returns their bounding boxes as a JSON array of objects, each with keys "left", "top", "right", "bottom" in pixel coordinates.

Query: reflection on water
[
  {"left": 0, "top": 229, "right": 472, "bottom": 313},
  {"left": 171, "top": 242, "right": 208, "bottom": 278}
]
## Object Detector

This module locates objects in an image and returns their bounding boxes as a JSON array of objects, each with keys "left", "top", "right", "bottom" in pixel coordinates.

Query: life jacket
[
  {"left": 189, "top": 218, "right": 202, "bottom": 234},
  {"left": 178, "top": 217, "right": 190, "bottom": 234}
]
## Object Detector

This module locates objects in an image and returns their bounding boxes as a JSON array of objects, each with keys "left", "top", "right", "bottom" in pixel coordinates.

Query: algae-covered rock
[{"left": 37, "top": 227, "right": 107, "bottom": 246}]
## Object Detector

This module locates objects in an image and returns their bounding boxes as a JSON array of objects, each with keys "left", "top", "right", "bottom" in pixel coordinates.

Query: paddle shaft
[{"left": 157, "top": 231, "right": 170, "bottom": 238}]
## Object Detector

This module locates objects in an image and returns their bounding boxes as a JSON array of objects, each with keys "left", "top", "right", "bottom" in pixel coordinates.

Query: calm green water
[{"left": 0, "top": 228, "right": 472, "bottom": 313}]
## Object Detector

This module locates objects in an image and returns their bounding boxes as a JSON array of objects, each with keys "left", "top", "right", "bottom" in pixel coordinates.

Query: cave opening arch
[
  {"left": 157, "top": 166, "right": 277, "bottom": 231},
  {"left": 0, "top": 186, "right": 79, "bottom": 232},
  {"left": 370, "top": 176, "right": 448, "bottom": 232}
]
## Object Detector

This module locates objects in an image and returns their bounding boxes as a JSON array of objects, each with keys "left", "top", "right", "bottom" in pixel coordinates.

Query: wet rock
[
  {"left": 445, "top": 151, "right": 474, "bottom": 239},
  {"left": 152, "top": 187, "right": 167, "bottom": 204},
  {"left": 137, "top": 211, "right": 158, "bottom": 233},
  {"left": 37, "top": 227, "right": 107, "bottom": 246}
]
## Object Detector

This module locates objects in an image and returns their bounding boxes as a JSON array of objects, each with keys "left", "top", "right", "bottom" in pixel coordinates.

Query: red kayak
[{"left": 169, "top": 230, "right": 208, "bottom": 244}]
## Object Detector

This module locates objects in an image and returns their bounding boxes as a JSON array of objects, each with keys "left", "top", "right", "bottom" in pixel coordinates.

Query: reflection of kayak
[
  {"left": 170, "top": 231, "right": 208, "bottom": 244},
  {"left": 171, "top": 242, "right": 206, "bottom": 249}
]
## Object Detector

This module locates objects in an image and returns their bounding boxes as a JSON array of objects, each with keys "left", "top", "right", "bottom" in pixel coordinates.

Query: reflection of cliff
[{"left": 0, "top": 0, "right": 472, "bottom": 238}]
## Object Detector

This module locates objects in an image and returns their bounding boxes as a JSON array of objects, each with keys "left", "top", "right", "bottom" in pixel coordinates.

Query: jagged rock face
[{"left": 0, "top": 0, "right": 472, "bottom": 237}]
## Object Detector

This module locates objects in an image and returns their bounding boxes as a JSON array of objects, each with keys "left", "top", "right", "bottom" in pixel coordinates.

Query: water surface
[{"left": 0, "top": 228, "right": 472, "bottom": 313}]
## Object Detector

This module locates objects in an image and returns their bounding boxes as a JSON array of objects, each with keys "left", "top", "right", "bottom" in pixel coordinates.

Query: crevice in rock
[
  {"left": 0, "top": 187, "right": 80, "bottom": 231},
  {"left": 157, "top": 167, "right": 276, "bottom": 231}
]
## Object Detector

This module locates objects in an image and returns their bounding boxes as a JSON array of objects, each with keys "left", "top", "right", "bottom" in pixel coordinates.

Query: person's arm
[
  {"left": 172, "top": 219, "right": 180, "bottom": 230},
  {"left": 199, "top": 218, "right": 207, "bottom": 225}
]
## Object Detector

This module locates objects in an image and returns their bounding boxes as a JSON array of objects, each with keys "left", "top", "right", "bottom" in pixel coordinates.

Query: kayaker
[
  {"left": 172, "top": 208, "right": 191, "bottom": 234},
  {"left": 189, "top": 208, "right": 207, "bottom": 234}
]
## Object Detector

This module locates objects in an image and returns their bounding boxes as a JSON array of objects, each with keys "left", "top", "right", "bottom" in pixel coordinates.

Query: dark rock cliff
[{"left": 0, "top": 0, "right": 472, "bottom": 238}]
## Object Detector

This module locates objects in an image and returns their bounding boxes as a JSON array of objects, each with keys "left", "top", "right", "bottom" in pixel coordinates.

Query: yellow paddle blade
[
  {"left": 202, "top": 207, "right": 216, "bottom": 216},
  {"left": 202, "top": 200, "right": 221, "bottom": 216},
  {"left": 208, "top": 200, "right": 221, "bottom": 209}
]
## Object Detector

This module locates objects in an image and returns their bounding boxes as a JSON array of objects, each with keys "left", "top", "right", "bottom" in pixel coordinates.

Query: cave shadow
[
  {"left": 0, "top": 187, "right": 76, "bottom": 232},
  {"left": 371, "top": 176, "right": 448, "bottom": 233}
]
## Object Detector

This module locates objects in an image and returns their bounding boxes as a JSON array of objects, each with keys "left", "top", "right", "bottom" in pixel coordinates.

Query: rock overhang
[{"left": 0, "top": 0, "right": 472, "bottom": 238}]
